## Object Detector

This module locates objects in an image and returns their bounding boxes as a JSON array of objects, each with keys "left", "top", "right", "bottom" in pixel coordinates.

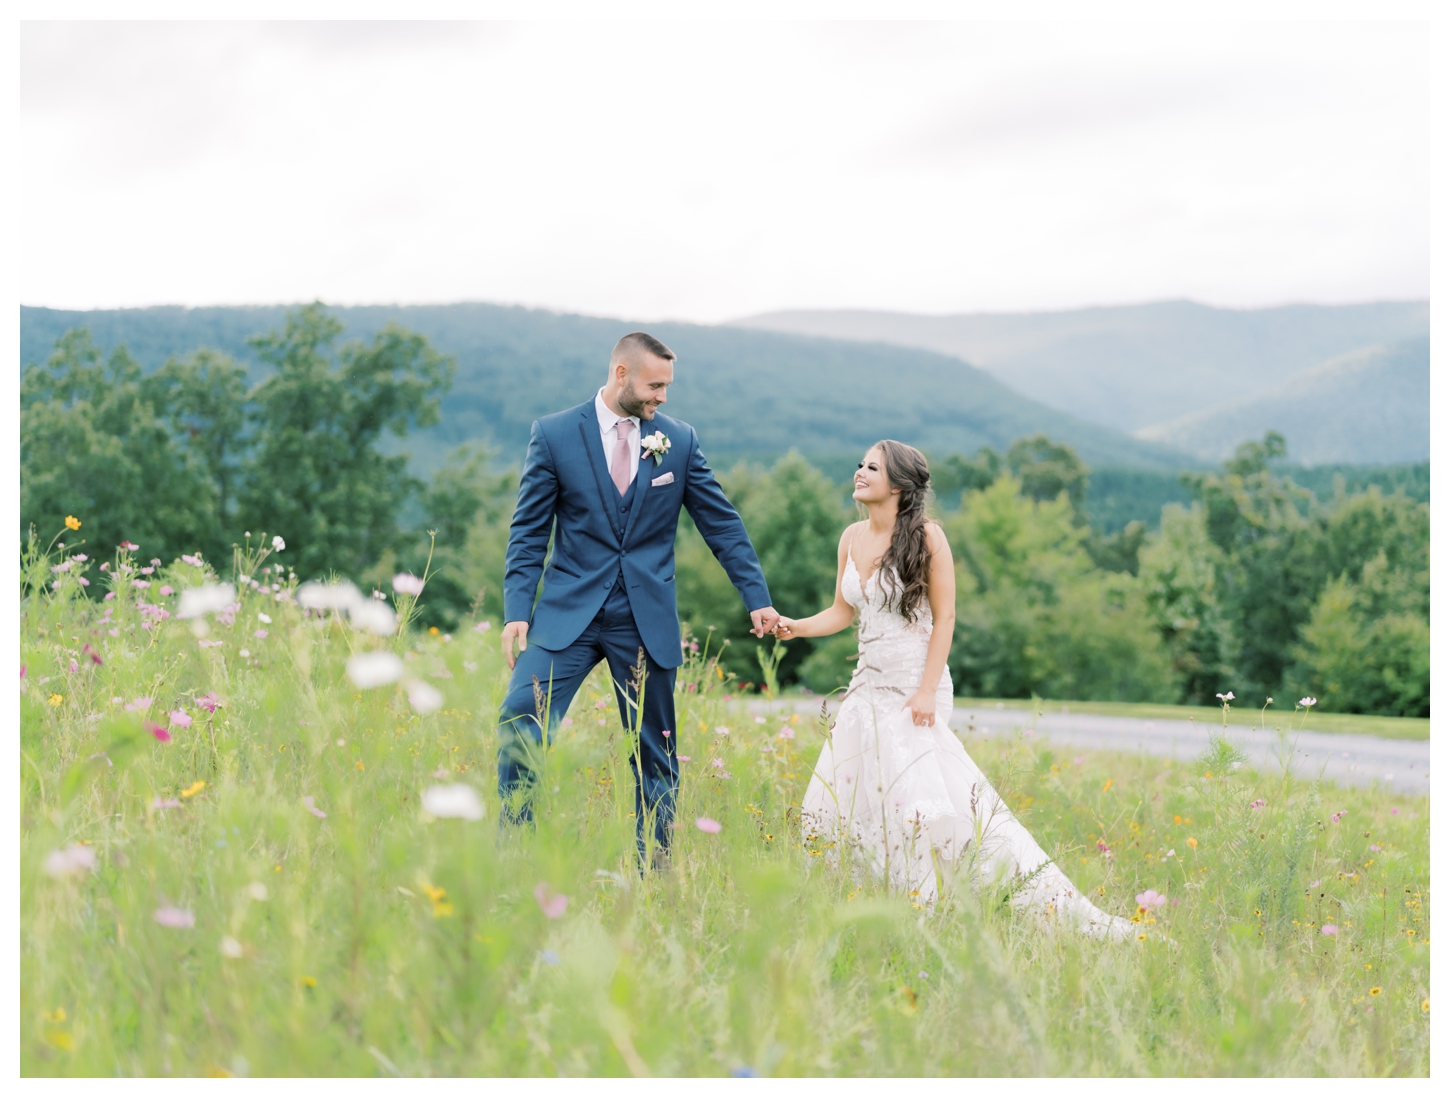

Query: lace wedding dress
[{"left": 800, "top": 556, "right": 1135, "bottom": 940}]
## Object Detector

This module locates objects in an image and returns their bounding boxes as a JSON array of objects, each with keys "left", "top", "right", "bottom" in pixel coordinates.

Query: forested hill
[
  {"left": 19, "top": 303, "right": 1196, "bottom": 473},
  {"left": 733, "top": 299, "right": 1430, "bottom": 455}
]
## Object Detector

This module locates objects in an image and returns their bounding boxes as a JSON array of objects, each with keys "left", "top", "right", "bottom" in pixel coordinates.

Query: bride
[{"left": 773, "top": 440, "right": 1134, "bottom": 940}]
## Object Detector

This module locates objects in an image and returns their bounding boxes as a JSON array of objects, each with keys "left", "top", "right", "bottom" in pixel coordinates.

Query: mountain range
[
  {"left": 733, "top": 300, "right": 1430, "bottom": 463},
  {"left": 19, "top": 303, "right": 1197, "bottom": 475}
]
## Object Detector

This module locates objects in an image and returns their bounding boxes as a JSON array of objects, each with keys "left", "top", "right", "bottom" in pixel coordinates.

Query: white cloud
[{"left": 18, "top": 20, "right": 1430, "bottom": 319}]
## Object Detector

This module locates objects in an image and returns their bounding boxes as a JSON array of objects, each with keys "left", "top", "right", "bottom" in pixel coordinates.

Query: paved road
[{"left": 745, "top": 699, "right": 1430, "bottom": 796}]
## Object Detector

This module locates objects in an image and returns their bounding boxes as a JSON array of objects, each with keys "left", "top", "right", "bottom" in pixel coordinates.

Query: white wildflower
[
  {"left": 349, "top": 601, "right": 397, "bottom": 636},
  {"left": 406, "top": 679, "right": 444, "bottom": 714},
  {"left": 421, "top": 783, "right": 485, "bottom": 820},
  {"left": 177, "top": 583, "right": 237, "bottom": 619},
  {"left": 347, "top": 651, "right": 404, "bottom": 688}
]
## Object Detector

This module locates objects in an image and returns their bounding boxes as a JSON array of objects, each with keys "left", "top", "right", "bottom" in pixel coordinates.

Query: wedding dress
[{"left": 800, "top": 555, "right": 1135, "bottom": 940}]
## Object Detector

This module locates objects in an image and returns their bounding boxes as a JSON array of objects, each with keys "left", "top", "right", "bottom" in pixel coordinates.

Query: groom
[{"left": 498, "top": 331, "right": 778, "bottom": 866}]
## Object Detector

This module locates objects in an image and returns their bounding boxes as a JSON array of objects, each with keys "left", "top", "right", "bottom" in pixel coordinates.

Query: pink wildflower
[
  {"left": 148, "top": 723, "right": 171, "bottom": 743},
  {"left": 1249, "top": 798, "right": 1267, "bottom": 810},
  {"left": 125, "top": 696, "right": 153, "bottom": 712},
  {"left": 695, "top": 817, "right": 722, "bottom": 834},
  {"left": 121, "top": 541, "right": 139, "bottom": 551},
  {"left": 1322, "top": 924, "right": 1339, "bottom": 937},
  {"left": 151, "top": 797, "right": 182, "bottom": 809},
  {"left": 254, "top": 629, "right": 268, "bottom": 639},
  {"left": 533, "top": 882, "right": 568, "bottom": 919},
  {"left": 301, "top": 796, "right": 327, "bottom": 819},
  {"left": 1136, "top": 889, "right": 1168, "bottom": 909},
  {"left": 661, "top": 729, "right": 671, "bottom": 738},
  {"left": 69, "top": 659, "right": 80, "bottom": 674},
  {"left": 197, "top": 692, "right": 220, "bottom": 713},
  {"left": 169, "top": 709, "right": 192, "bottom": 729},
  {"left": 392, "top": 573, "right": 426, "bottom": 596},
  {"left": 678, "top": 755, "right": 691, "bottom": 762},
  {"left": 159, "top": 585, "right": 174, "bottom": 596},
  {"left": 153, "top": 906, "right": 195, "bottom": 929}
]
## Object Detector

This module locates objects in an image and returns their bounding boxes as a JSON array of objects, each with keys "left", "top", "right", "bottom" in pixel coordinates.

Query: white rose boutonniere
[{"left": 641, "top": 430, "right": 671, "bottom": 465}]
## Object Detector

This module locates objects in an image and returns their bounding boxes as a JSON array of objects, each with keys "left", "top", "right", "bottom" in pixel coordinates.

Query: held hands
[
  {"left": 749, "top": 606, "right": 781, "bottom": 638},
  {"left": 903, "top": 689, "right": 936, "bottom": 727},
  {"left": 771, "top": 616, "right": 799, "bottom": 640},
  {"left": 500, "top": 620, "right": 529, "bottom": 670}
]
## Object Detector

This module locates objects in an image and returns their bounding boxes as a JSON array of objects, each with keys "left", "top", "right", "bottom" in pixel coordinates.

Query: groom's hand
[
  {"left": 750, "top": 606, "right": 781, "bottom": 638},
  {"left": 501, "top": 620, "right": 529, "bottom": 670}
]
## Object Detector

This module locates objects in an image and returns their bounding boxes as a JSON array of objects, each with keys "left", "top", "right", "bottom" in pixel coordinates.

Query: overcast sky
[{"left": 18, "top": 19, "right": 1430, "bottom": 322}]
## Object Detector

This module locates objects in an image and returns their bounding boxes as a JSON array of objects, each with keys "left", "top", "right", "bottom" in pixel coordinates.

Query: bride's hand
[
  {"left": 904, "top": 690, "right": 936, "bottom": 727},
  {"left": 772, "top": 617, "right": 798, "bottom": 639}
]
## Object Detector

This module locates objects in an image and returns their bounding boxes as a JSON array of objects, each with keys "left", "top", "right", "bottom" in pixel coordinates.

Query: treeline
[{"left": 21, "top": 308, "right": 1428, "bottom": 716}]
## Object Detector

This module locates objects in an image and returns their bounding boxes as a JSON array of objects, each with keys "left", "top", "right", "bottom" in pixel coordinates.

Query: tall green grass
[{"left": 20, "top": 539, "right": 1430, "bottom": 1076}]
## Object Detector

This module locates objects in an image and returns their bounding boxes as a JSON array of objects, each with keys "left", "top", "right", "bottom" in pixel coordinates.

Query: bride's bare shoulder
[{"left": 924, "top": 521, "right": 951, "bottom": 554}]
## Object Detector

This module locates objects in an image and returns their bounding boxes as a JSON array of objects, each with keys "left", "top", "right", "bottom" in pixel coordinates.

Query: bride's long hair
[{"left": 869, "top": 439, "right": 935, "bottom": 620}]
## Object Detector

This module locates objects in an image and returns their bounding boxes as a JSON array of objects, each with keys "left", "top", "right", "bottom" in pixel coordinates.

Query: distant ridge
[
  {"left": 20, "top": 303, "right": 1196, "bottom": 475},
  {"left": 1135, "top": 338, "right": 1430, "bottom": 464},
  {"left": 731, "top": 300, "right": 1429, "bottom": 452}
]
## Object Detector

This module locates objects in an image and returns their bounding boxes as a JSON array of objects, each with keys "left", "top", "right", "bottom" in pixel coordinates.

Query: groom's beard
[{"left": 618, "top": 381, "right": 659, "bottom": 420}]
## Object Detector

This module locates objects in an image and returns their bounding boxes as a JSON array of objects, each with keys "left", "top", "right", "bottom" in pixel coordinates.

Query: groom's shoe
[{"left": 648, "top": 845, "right": 672, "bottom": 877}]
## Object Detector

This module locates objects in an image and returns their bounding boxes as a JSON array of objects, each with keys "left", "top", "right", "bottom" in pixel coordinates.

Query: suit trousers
[{"left": 496, "top": 577, "right": 678, "bottom": 859}]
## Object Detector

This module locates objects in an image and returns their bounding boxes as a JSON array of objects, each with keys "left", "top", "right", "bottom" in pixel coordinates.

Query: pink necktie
[{"left": 611, "top": 419, "right": 632, "bottom": 495}]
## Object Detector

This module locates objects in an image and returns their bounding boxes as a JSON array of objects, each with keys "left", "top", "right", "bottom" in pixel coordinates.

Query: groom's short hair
[{"left": 611, "top": 332, "right": 676, "bottom": 371}]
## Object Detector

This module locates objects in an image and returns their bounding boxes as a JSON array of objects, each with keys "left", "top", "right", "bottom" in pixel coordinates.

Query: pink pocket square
[{"left": 651, "top": 471, "right": 675, "bottom": 486}]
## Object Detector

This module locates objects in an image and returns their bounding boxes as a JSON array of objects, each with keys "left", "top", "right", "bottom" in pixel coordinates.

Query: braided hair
[{"left": 871, "top": 439, "right": 935, "bottom": 620}]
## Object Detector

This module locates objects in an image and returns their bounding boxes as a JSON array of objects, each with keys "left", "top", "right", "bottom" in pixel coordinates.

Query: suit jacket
[{"left": 503, "top": 401, "right": 771, "bottom": 669}]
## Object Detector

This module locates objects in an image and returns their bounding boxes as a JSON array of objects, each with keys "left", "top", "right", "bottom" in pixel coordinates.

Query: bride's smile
[{"left": 851, "top": 451, "right": 893, "bottom": 504}]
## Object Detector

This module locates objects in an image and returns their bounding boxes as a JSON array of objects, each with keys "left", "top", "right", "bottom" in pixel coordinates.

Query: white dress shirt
[{"left": 595, "top": 388, "right": 640, "bottom": 486}]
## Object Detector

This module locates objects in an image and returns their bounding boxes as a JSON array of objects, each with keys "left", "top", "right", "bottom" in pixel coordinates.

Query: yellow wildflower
[
  {"left": 1102, "top": 779, "right": 1112, "bottom": 792},
  {"left": 355, "top": 760, "right": 365, "bottom": 770},
  {"left": 1422, "top": 999, "right": 1430, "bottom": 1012},
  {"left": 42, "top": 1008, "right": 66, "bottom": 1024},
  {"left": 298, "top": 975, "right": 317, "bottom": 988},
  {"left": 48, "top": 694, "right": 63, "bottom": 707},
  {"left": 1187, "top": 837, "right": 1198, "bottom": 849},
  {"left": 180, "top": 781, "right": 206, "bottom": 798},
  {"left": 1369, "top": 987, "right": 1383, "bottom": 996},
  {"left": 65, "top": 516, "right": 81, "bottom": 530}
]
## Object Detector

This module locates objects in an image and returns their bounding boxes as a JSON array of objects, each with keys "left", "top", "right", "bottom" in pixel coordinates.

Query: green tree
[
  {"left": 674, "top": 451, "right": 851, "bottom": 690},
  {"left": 1137, "top": 503, "right": 1237, "bottom": 704},
  {"left": 239, "top": 304, "right": 454, "bottom": 579},
  {"left": 381, "top": 444, "right": 519, "bottom": 631},
  {"left": 144, "top": 348, "right": 251, "bottom": 540},
  {"left": 1289, "top": 553, "right": 1429, "bottom": 717},
  {"left": 944, "top": 475, "right": 1175, "bottom": 702},
  {"left": 1007, "top": 433, "right": 1089, "bottom": 512},
  {"left": 20, "top": 330, "right": 217, "bottom": 563}
]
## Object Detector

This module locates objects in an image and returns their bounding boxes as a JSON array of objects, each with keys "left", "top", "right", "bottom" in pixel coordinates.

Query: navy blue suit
[{"left": 498, "top": 400, "right": 771, "bottom": 856}]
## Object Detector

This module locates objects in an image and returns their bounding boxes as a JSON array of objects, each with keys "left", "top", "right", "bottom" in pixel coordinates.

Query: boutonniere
[{"left": 641, "top": 430, "right": 671, "bottom": 465}]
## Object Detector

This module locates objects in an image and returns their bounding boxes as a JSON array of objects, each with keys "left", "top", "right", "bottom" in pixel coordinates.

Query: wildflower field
[{"left": 20, "top": 531, "right": 1431, "bottom": 1076}]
